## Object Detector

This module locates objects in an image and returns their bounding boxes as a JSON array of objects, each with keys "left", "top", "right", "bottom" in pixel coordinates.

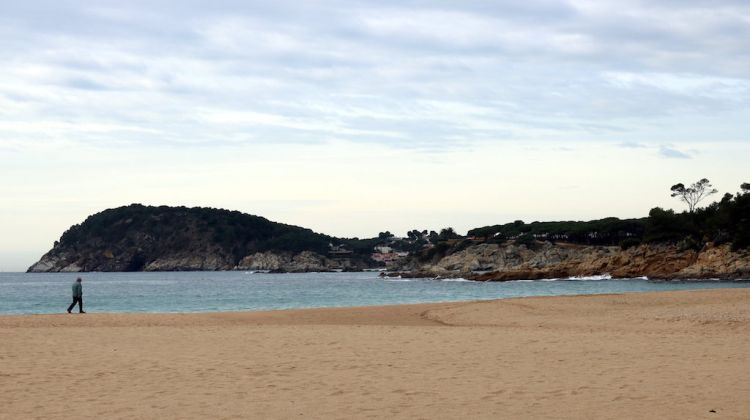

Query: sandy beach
[{"left": 2, "top": 289, "right": 750, "bottom": 419}]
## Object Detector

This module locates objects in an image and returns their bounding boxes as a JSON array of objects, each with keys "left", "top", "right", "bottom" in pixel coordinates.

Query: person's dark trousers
[{"left": 67, "top": 297, "right": 83, "bottom": 313}]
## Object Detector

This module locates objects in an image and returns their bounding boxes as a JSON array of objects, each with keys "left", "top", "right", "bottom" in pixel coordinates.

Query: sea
[{"left": 1, "top": 271, "right": 749, "bottom": 315}]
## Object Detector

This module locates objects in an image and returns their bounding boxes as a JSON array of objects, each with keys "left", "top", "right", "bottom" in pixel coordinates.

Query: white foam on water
[
  {"left": 506, "top": 278, "right": 561, "bottom": 282},
  {"left": 567, "top": 274, "right": 612, "bottom": 281},
  {"left": 440, "top": 278, "right": 471, "bottom": 282},
  {"left": 384, "top": 277, "right": 412, "bottom": 282}
]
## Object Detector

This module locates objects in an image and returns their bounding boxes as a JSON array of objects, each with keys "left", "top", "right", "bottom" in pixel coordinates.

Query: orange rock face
[{"left": 400, "top": 242, "right": 750, "bottom": 281}]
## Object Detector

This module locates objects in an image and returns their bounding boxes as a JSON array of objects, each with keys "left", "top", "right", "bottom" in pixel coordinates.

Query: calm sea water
[{"left": 1, "top": 271, "right": 749, "bottom": 315}]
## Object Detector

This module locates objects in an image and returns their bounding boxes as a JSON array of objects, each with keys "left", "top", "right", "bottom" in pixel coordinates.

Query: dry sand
[{"left": 2, "top": 289, "right": 750, "bottom": 419}]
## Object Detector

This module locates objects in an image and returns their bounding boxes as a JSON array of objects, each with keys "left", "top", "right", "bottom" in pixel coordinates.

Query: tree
[
  {"left": 670, "top": 178, "right": 718, "bottom": 213},
  {"left": 406, "top": 229, "right": 422, "bottom": 241},
  {"left": 742, "top": 183, "right": 750, "bottom": 193},
  {"left": 438, "top": 227, "right": 460, "bottom": 241}
]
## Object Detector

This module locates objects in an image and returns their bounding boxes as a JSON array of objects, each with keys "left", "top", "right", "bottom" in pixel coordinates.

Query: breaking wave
[{"left": 566, "top": 274, "right": 613, "bottom": 281}]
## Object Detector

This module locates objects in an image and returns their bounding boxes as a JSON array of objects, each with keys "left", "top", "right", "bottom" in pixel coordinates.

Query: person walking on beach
[{"left": 67, "top": 277, "right": 85, "bottom": 314}]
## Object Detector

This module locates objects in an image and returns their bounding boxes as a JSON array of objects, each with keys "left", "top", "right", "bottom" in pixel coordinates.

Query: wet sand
[{"left": 2, "top": 289, "right": 750, "bottom": 419}]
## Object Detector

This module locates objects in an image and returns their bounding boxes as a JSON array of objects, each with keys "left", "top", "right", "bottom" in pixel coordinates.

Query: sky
[{"left": 1, "top": 0, "right": 749, "bottom": 271}]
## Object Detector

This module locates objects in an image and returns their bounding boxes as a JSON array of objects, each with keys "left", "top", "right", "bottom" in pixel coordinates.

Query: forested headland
[{"left": 28, "top": 180, "right": 749, "bottom": 274}]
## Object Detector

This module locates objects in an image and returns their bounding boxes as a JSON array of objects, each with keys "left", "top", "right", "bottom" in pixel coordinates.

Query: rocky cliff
[
  {"left": 389, "top": 241, "right": 750, "bottom": 281},
  {"left": 236, "top": 251, "right": 367, "bottom": 272},
  {"left": 28, "top": 248, "right": 367, "bottom": 272}
]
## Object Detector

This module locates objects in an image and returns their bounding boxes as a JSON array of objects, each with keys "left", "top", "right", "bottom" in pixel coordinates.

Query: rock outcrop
[
  {"left": 29, "top": 248, "right": 367, "bottom": 273},
  {"left": 388, "top": 241, "right": 750, "bottom": 281},
  {"left": 236, "top": 251, "right": 367, "bottom": 272}
]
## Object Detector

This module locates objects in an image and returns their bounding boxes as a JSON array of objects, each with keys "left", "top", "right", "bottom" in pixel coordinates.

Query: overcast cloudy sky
[{"left": 1, "top": 0, "right": 749, "bottom": 270}]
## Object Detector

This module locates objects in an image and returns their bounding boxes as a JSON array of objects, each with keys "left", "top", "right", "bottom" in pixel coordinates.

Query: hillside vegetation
[
  {"left": 29, "top": 181, "right": 749, "bottom": 273},
  {"left": 414, "top": 182, "right": 750, "bottom": 266},
  {"left": 46, "top": 204, "right": 364, "bottom": 271}
]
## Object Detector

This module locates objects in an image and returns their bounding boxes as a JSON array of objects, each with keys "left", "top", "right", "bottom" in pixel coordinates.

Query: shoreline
[
  {"left": 13, "top": 267, "right": 750, "bottom": 281},
  {"left": 2, "top": 281, "right": 750, "bottom": 318},
  {"left": 3, "top": 289, "right": 750, "bottom": 419},
  {"left": 6, "top": 288, "right": 749, "bottom": 328}
]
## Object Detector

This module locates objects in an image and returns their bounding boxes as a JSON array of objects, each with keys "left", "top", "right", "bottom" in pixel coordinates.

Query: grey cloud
[
  {"left": 618, "top": 142, "right": 647, "bottom": 149},
  {"left": 0, "top": 0, "right": 749, "bottom": 152},
  {"left": 65, "top": 77, "right": 111, "bottom": 91},
  {"left": 659, "top": 146, "right": 692, "bottom": 159}
]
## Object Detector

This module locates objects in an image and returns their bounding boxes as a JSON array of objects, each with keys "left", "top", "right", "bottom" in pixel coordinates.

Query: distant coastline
[{"left": 28, "top": 187, "right": 750, "bottom": 280}]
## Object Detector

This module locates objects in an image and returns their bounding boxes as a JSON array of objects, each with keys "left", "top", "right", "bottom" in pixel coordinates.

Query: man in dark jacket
[{"left": 67, "top": 277, "right": 85, "bottom": 314}]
